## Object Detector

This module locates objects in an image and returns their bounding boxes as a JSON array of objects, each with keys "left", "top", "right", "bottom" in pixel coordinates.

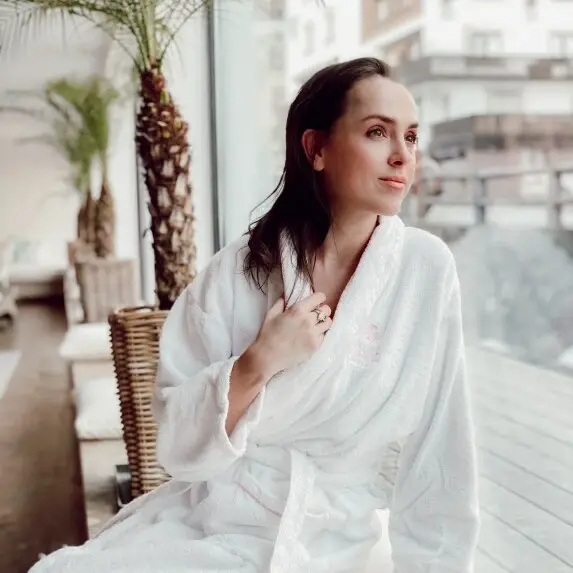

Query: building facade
[{"left": 283, "top": 0, "right": 573, "bottom": 155}]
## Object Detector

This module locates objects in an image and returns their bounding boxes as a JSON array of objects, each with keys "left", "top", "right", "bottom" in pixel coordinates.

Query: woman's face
[{"left": 308, "top": 76, "right": 418, "bottom": 218}]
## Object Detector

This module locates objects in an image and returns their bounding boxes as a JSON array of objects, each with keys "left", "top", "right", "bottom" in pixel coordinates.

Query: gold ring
[{"left": 312, "top": 308, "right": 327, "bottom": 324}]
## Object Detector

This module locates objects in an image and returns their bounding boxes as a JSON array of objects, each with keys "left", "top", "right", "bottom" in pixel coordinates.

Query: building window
[
  {"left": 377, "top": 0, "right": 389, "bottom": 20},
  {"left": 549, "top": 32, "right": 573, "bottom": 56},
  {"left": 325, "top": 7, "right": 336, "bottom": 44},
  {"left": 438, "top": 94, "right": 450, "bottom": 121},
  {"left": 442, "top": 0, "right": 454, "bottom": 19},
  {"left": 302, "top": 21, "right": 315, "bottom": 56},
  {"left": 487, "top": 89, "right": 522, "bottom": 114},
  {"left": 268, "top": 42, "right": 284, "bottom": 69},
  {"left": 468, "top": 31, "right": 503, "bottom": 56},
  {"left": 525, "top": 0, "right": 536, "bottom": 20},
  {"left": 268, "top": 0, "right": 284, "bottom": 19}
]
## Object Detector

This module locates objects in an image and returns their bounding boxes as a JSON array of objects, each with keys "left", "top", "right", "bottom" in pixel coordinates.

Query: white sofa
[{"left": 5, "top": 237, "right": 67, "bottom": 300}]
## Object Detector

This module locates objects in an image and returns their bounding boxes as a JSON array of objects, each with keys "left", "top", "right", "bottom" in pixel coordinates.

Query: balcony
[
  {"left": 430, "top": 114, "right": 573, "bottom": 159},
  {"left": 396, "top": 55, "right": 573, "bottom": 85}
]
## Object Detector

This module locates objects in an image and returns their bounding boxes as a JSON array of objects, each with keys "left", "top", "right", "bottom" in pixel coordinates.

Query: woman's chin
[{"left": 372, "top": 198, "right": 404, "bottom": 218}]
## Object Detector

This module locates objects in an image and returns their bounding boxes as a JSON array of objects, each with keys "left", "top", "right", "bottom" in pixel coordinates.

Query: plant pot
[
  {"left": 76, "top": 258, "right": 139, "bottom": 323},
  {"left": 67, "top": 240, "right": 95, "bottom": 266},
  {"left": 108, "top": 305, "right": 171, "bottom": 498}
]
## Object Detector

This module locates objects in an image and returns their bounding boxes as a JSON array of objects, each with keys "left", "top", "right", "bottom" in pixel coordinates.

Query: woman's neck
[{"left": 317, "top": 212, "right": 379, "bottom": 269}]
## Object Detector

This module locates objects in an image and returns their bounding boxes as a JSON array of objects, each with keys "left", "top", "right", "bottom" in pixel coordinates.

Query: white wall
[
  {"left": 0, "top": 24, "right": 108, "bottom": 266},
  {"left": 0, "top": 140, "right": 79, "bottom": 265}
]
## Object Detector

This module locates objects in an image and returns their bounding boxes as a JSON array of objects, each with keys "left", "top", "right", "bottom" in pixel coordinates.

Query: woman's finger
[{"left": 294, "top": 292, "right": 327, "bottom": 313}]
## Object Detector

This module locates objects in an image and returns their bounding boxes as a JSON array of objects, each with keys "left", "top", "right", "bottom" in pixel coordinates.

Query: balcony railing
[
  {"left": 396, "top": 55, "right": 573, "bottom": 84},
  {"left": 430, "top": 114, "right": 573, "bottom": 158}
]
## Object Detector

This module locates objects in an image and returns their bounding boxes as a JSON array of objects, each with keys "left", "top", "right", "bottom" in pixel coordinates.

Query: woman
[{"left": 31, "top": 57, "right": 479, "bottom": 573}]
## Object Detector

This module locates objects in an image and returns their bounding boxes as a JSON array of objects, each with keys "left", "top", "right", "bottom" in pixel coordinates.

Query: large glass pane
[{"left": 213, "top": 1, "right": 573, "bottom": 571}]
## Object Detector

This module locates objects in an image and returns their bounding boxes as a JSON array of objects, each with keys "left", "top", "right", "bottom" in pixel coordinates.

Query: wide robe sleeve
[
  {"left": 152, "top": 245, "right": 265, "bottom": 484},
  {"left": 388, "top": 261, "right": 480, "bottom": 573}
]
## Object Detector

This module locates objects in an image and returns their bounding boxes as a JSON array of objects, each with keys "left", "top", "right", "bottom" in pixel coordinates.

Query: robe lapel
[{"left": 260, "top": 216, "right": 406, "bottom": 431}]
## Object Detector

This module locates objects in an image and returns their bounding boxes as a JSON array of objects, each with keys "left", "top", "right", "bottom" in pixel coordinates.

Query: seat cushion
[
  {"left": 59, "top": 322, "right": 112, "bottom": 361},
  {"left": 74, "top": 376, "right": 123, "bottom": 441}
]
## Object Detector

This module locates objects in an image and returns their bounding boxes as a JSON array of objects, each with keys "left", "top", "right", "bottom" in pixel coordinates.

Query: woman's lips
[{"left": 379, "top": 177, "right": 407, "bottom": 190}]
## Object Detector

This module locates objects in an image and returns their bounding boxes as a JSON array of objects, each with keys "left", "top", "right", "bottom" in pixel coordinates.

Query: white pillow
[
  {"left": 74, "top": 376, "right": 123, "bottom": 441},
  {"left": 59, "top": 322, "right": 112, "bottom": 361}
]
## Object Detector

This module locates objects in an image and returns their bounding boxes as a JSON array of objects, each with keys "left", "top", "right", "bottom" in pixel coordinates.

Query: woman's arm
[
  {"left": 388, "top": 262, "right": 480, "bottom": 573},
  {"left": 152, "top": 245, "right": 268, "bottom": 484}
]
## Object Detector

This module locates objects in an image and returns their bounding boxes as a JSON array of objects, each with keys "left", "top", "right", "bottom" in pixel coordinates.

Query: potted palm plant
[
  {"left": 1, "top": 76, "right": 136, "bottom": 323},
  {"left": 4, "top": 0, "right": 209, "bottom": 497},
  {"left": 46, "top": 77, "right": 121, "bottom": 258},
  {"left": 0, "top": 76, "right": 119, "bottom": 259},
  {"left": 1, "top": 87, "right": 95, "bottom": 261},
  {"left": 6, "top": 0, "right": 203, "bottom": 307}
]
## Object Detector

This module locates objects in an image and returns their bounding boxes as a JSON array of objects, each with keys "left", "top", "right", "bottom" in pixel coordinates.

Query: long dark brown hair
[{"left": 243, "top": 57, "right": 392, "bottom": 290}]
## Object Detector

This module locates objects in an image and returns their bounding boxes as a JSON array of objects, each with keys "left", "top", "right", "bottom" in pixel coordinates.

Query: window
[
  {"left": 486, "top": 88, "right": 523, "bottom": 114},
  {"left": 268, "top": 0, "right": 284, "bottom": 19},
  {"left": 468, "top": 31, "right": 503, "bottom": 55},
  {"left": 269, "top": 42, "right": 284, "bottom": 69},
  {"left": 549, "top": 32, "right": 573, "bottom": 56},
  {"left": 302, "top": 21, "right": 315, "bottom": 55},
  {"left": 442, "top": 0, "right": 454, "bottom": 19},
  {"left": 525, "top": 0, "right": 537, "bottom": 20},
  {"left": 325, "top": 7, "right": 336, "bottom": 44},
  {"left": 377, "top": 0, "right": 389, "bottom": 20}
]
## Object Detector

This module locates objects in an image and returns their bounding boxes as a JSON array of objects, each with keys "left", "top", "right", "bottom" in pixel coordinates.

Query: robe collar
[{"left": 273, "top": 215, "right": 405, "bottom": 365}]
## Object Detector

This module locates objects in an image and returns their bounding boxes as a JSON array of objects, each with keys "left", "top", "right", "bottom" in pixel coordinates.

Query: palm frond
[
  {"left": 0, "top": 1, "right": 73, "bottom": 59},
  {"left": 0, "top": 102, "right": 51, "bottom": 123},
  {"left": 2, "top": 0, "right": 213, "bottom": 71},
  {"left": 156, "top": 0, "right": 211, "bottom": 64},
  {"left": 42, "top": 75, "right": 119, "bottom": 172}
]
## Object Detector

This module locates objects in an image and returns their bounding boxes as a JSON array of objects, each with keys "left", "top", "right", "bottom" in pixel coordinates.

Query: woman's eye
[
  {"left": 368, "top": 127, "right": 385, "bottom": 138},
  {"left": 406, "top": 133, "right": 419, "bottom": 144}
]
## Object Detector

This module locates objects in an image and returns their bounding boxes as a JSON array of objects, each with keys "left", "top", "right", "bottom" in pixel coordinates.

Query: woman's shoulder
[
  {"left": 202, "top": 233, "right": 250, "bottom": 280},
  {"left": 402, "top": 225, "right": 457, "bottom": 279},
  {"left": 185, "top": 234, "right": 250, "bottom": 308}
]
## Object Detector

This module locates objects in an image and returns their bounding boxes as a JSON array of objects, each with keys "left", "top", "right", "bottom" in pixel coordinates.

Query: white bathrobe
[{"left": 31, "top": 216, "right": 479, "bottom": 573}]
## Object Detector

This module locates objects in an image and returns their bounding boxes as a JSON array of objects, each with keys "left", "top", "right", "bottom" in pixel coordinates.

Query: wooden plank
[
  {"left": 470, "top": 365, "right": 573, "bottom": 416},
  {"left": 473, "top": 363, "right": 573, "bottom": 413},
  {"left": 480, "top": 478, "right": 573, "bottom": 566},
  {"left": 479, "top": 451, "right": 573, "bottom": 527},
  {"left": 475, "top": 549, "right": 510, "bottom": 573},
  {"left": 476, "top": 413, "right": 573, "bottom": 470},
  {"left": 472, "top": 393, "right": 573, "bottom": 445},
  {"left": 475, "top": 382, "right": 573, "bottom": 431},
  {"left": 478, "top": 511, "right": 573, "bottom": 573},
  {"left": 467, "top": 348, "right": 573, "bottom": 398},
  {"left": 477, "top": 426, "right": 573, "bottom": 495}
]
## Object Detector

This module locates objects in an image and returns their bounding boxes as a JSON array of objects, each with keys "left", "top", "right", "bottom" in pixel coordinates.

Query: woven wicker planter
[
  {"left": 76, "top": 258, "right": 138, "bottom": 323},
  {"left": 108, "top": 306, "right": 171, "bottom": 498}
]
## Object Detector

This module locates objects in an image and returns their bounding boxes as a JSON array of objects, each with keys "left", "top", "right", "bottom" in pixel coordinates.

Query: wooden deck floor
[{"left": 467, "top": 347, "right": 573, "bottom": 573}]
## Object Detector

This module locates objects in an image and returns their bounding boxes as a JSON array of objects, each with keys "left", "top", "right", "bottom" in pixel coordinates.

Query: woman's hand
[
  {"left": 226, "top": 292, "right": 331, "bottom": 435},
  {"left": 242, "top": 292, "right": 332, "bottom": 383}
]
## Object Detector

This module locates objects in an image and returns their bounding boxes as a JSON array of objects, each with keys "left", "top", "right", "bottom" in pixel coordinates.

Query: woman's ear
[{"left": 301, "top": 129, "right": 325, "bottom": 172}]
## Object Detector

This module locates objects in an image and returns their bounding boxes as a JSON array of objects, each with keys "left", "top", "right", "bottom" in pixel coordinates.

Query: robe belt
[
  {"left": 268, "top": 448, "right": 315, "bottom": 573},
  {"left": 245, "top": 444, "right": 380, "bottom": 573}
]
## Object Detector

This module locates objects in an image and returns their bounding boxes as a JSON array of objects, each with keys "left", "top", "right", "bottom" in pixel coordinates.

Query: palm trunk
[
  {"left": 95, "top": 176, "right": 116, "bottom": 258},
  {"left": 85, "top": 191, "right": 97, "bottom": 247},
  {"left": 77, "top": 194, "right": 90, "bottom": 242},
  {"left": 136, "top": 65, "right": 196, "bottom": 310}
]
